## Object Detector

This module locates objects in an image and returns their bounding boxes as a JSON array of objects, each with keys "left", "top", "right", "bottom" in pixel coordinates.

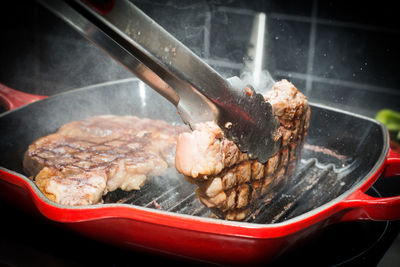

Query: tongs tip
[{"left": 220, "top": 77, "right": 281, "bottom": 163}]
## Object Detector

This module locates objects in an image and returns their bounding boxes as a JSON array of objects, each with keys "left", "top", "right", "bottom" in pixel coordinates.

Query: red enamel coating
[
  {"left": 0, "top": 83, "right": 47, "bottom": 110},
  {"left": 0, "top": 144, "right": 399, "bottom": 264},
  {"left": 384, "top": 148, "right": 400, "bottom": 177},
  {"left": 339, "top": 148, "right": 400, "bottom": 222}
]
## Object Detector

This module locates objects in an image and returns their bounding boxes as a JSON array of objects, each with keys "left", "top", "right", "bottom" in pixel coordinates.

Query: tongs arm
[{"left": 41, "top": 0, "right": 227, "bottom": 124}]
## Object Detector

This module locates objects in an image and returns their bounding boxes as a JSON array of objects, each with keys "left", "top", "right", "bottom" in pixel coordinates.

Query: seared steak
[
  {"left": 175, "top": 80, "right": 310, "bottom": 220},
  {"left": 24, "top": 115, "right": 188, "bottom": 205}
]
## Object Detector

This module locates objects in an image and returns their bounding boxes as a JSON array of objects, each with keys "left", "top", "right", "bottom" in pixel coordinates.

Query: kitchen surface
[{"left": 1, "top": 0, "right": 399, "bottom": 266}]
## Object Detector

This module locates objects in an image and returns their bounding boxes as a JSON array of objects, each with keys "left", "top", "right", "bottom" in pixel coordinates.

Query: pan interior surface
[{"left": 0, "top": 80, "right": 386, "bottom": 224}]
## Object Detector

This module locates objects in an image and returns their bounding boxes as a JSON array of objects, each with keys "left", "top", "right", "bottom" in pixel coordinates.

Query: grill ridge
[{"left": 103, "top": 157, "right": 352, "bottom": 224}]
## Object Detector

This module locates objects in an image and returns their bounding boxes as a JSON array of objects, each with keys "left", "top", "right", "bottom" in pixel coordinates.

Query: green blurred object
[{"left": 375, "top": 109, "right": 400, "bottom": 141}]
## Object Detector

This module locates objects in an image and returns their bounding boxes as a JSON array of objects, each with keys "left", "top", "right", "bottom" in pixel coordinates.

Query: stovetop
[{"left": 0, "top": 0, "right": 399, "bottom": 266}]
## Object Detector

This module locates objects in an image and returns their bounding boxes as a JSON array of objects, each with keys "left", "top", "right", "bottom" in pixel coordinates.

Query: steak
[
  {"left": 24, "top": 115, "right": 188, "bottom": 205},
  {"left": 175, "top": 80, "right": 311, "bottom": 220}
]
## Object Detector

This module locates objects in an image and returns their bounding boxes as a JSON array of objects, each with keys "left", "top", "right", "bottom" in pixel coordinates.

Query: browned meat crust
[
  {"left": 175, "top": 80, "right": 310, "bottom": 220},
  {"left": 24, "top": 115, "right": 188, "bottom": 205}
]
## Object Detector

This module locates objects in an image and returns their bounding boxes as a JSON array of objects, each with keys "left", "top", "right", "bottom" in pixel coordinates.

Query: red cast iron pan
[{"left": 0, "top": 80, "right": 399, "bottom": 265}]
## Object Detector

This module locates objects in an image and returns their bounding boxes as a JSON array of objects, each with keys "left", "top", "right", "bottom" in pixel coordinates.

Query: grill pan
[{"left": 0, "top": 79, "right": 399, "bottom": 265}]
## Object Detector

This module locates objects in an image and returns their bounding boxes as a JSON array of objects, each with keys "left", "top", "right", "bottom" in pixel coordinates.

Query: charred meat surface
[
  {"left": 24, "top": 115, "right": 188, "bottom": 205},
  {"left": 175, "top": 80, "right": 311, "bottom": 220}
]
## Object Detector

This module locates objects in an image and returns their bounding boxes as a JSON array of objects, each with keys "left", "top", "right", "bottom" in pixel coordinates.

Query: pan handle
[
  {"left": 0, "top": 83, "right": 47, "bottom": 111},
  {"left": 384, "top": 147, "right": 400, "bottom": 177},
  {"left": 340, "top": 147, "right": 400, "bottom": 221}
]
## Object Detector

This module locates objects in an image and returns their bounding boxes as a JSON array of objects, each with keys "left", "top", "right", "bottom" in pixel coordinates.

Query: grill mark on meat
[
  {"left": 28, "top": 136, "right": 159, "bottom": 171},
  {"left": 175, "top": 79, "right": 310, "bottom": 220},
  {"left": 24, "top": 115, "right": 188, "bottom": 206}
]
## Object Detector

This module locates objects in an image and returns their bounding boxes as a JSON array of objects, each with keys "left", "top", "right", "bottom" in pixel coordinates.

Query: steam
[
  {"left": 239, "top": 12, "right": 276, "bottom": 94},
  {"left": 252, "top": 12, "right": 266, "bottom": 89},
  {"left": 138, "top": 80, "right": 147, "bottom": 107},
  {"left": 240, "top": 69, "right": 275, "bottom": 94}
]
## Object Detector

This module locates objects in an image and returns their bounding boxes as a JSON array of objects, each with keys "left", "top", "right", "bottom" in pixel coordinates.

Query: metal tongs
[{"left": 39, "top": 0, "right": 280, "bottom": 163}]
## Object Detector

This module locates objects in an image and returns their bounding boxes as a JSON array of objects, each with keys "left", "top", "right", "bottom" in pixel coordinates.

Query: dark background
[
  {"left": 0, "top": 0, "right": 399, "bottom": 266},
  {"left": 1, "top": 0, "right": 399, "bottom": 117}
]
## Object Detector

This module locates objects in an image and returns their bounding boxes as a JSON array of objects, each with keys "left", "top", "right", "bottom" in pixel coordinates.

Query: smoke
[
  {"left": 237, "top": 11, "right": 276, "bottom": 94},
  {"left": 240, "top": 69, "right": 275, "bottom": 94}
]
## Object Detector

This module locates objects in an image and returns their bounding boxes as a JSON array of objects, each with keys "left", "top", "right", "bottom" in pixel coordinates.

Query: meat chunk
[
  {"left": 175, "top": 80, "right": 310, "bottom": 220},
  {"left": 175, "top": 121, "right": 225, "bottom": 178},
  {"left": 24, "top": 115, "right": 188, "bottom": 206}
]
